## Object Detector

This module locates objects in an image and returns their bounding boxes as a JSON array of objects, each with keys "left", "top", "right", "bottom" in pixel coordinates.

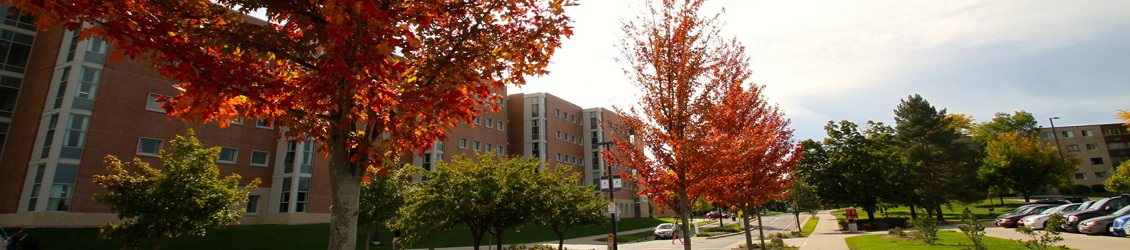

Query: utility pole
[
  {"left": 1049, "top": 117, "right": 1076, "bottom": 198},
  {"left": 595, "top": 141, "right": 618, "bottom": 250}
]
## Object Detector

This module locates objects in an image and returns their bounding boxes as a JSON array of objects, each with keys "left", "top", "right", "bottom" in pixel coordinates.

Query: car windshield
[
  {"left": 1077, "top": 201, "right": 1094, "bottom": 210},
  {"left": 1088, "top": 198, "right": 1111, "bottom": 210},
  {"left": 1114, "top": 206, "right": 1130, "bottom": 216},
  {"left": 658, "top": 224, "right": 674, "bottom": 230},
  {"left": 1043, "top": 204, "right": 1071, "bottom": 214}
]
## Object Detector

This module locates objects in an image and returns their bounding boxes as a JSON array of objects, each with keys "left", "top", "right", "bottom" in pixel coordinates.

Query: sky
[{"left": 508, "top": 0, "right": 1130, "bottom": 140}]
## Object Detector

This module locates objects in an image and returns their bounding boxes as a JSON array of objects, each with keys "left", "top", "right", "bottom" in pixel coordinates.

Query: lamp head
[{"left": 1051, "top": 117, "right": 1061, "bottom": 119}]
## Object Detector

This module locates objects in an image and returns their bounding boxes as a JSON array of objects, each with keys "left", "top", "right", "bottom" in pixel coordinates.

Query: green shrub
[
  {"left": 958, "top": 207, "right": 986, "bottom": 250},
  {"left": 695, "top": 232, "right": 712, "bottom": 237},
  {"left": 911, "top": 212, "right": 937, "bottom": 244},
  {"left": 837, "top": 218, "right": 848, "bottom": 230},
  {"left": 1091, "top": 184, "right": 1107, "bottom": 193},
  {"left": 1014, "top": 213, "right": 1067, "bottom": 250},
  {"left": 888, "top": 227, "right": 906, "bottom": 237},
  {"left": 704, "top": 225, "right": 743, "bottom": 233}
]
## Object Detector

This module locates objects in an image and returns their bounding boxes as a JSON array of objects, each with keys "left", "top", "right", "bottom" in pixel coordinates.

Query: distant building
[{"left": 1040, "top": 123, "right": 1130, "bottom": 189}]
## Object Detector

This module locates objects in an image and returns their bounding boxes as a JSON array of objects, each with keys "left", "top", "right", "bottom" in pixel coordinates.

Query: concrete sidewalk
[{"left": 798, "top": 210, "right": 883, "bottom": 250}]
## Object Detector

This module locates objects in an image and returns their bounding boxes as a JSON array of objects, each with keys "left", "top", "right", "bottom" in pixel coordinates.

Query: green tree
[
  {"left": 359, "top": 165, "right": 408, "bottom": 250},
  {"left": 971, "top": 111, "right": 1039, "bottom": 145},
  {"left": 798, "top": 121, "right": 909, "bottom": 219},
  {"left": 894, "top": 94, "right": 982, "bottom": 222},
  {"left": 92, "top": 130, "right": 261, "bottom": 250},
  {"left": 959, "top": 207, "right": 987, "bottom": 250},
  {"left": 1104, "top": 160, "right": 1130, "bottom": 193},
  {"left": 533, "top": 166, "right": 607, "bottom": 250},
  {"left": 395, "top": 153, "right": 542, "bottom": 250},
  {"left": 979, "top": 133, "right": 1072, "bottom": 202},
  {"left": 784, "top": 179, "right": 820, "bottom": 231}
]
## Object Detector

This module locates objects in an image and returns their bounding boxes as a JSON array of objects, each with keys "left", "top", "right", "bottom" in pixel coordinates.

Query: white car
[
  {"left": 1022, "top": 202, "right": 1087, "bottom": 230},
  {"left": 653, "top": 223, "right": 676, "bottom": 239}
]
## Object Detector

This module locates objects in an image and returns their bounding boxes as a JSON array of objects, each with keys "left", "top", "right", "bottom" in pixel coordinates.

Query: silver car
[
  {"left": 654, "top": 223, "right": 676, "bottom": 239},
  {"left": 1021, "top": 203, "right": 1085, "bottom": 230}
]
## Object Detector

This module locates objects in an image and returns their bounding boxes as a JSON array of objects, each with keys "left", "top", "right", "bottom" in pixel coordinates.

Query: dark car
[
  {"left": 997, "top": 205, "right": 1055, "bottom": 228},
  {"left": 706, "top": 211, "right": 729, "bottom": 219},
  {"left": 997, "top": 204, "right": 1047, "bottom": 220},
  {"left": 1062, "top": 195, "right": 1130, "bottom": 233},
  {"left": 1077, "top": 205, "right": 1130, "bottom": 235}
]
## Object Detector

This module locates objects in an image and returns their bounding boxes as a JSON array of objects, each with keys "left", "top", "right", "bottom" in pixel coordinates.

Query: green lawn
[
  {"left": 15, "top": 218, "right": 665, "bottom": 250},
  {"left": 800, "top": 216, "right": 819, "bottom": 236},
  {"left": 831, "top": 199, "right": 1027, "bottom": 221},
  {"left": 846, "top": 230, "right": 1026, "bottom": 250},
  {"left": 592, "top": 230, "right": 656, "bottom": 243}
]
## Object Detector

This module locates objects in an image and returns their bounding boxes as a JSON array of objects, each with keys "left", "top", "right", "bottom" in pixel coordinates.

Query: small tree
[
  {"left": 533, "top": 165, "right": 607, "bottom": 250},
  {"left": 92, "top": 130, "right": 260, "bottom": 250},
  {"left": 958, "top": 207, "right": 986, "bottom": 250},
  {"left": 786, "top": 180, "right": 820, "bottom": 231},
  {"left": 1015, "top": 214, "right": 1068, "bottom": 250},
  {"left": 1104, "top": 160, "right": 1130, "bottom": 193},
  {"left": 910, "top": 209, "right": 937, "bottom": 244},
  {"left": 359, "top": 165, "right": 408, "bottom": 250}
]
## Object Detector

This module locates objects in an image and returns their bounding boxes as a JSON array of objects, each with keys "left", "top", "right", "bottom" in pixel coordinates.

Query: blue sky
[{"left": 509, "top": 0, "right": 1130, "bottom": 140}]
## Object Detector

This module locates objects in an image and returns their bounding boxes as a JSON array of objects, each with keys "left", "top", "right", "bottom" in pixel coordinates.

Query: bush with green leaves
[
  {"left": 1014, "top": 213, "right": 1068, "bottom": 250},
  {"left": 92, "top": 130, "right": 261, "bottom": 250},
  {"left": 958, "top": 207, "right": 986, "bottom": 250},
  {"left": 887, "top": 227, "right": 906, "bottom": 237},
  {"left": 910, "top": 211, "right": 937, "bottom": 244}
]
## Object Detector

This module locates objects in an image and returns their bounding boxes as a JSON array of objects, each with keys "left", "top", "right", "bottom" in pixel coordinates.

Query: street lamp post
[
  {"left": 594, "top": 141, "right": 618, "bottom": 250},
  {"left": 1049, "top": 117, "right": 1076, "bottom": 198}
]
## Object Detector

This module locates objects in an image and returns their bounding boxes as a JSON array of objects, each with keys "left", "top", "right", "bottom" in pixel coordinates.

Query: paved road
[{"left": 983, "top": 225, "right": 1130, "bottom": 250}]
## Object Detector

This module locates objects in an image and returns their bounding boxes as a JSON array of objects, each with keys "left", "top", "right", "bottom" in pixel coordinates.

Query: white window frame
[
  {"left": 218, "top": 147, "right": 238, "bottom": 164},
  {"left": 497, "top": 121, "right": 504, "bottom": 131},
  {"left": 246, "top": 195, "right": 261, "bottom": 215},
  {"left": 496, "top": 145, "right": 504, "bottom": 155},
  {"left": 459, "top": 138, "right": 468, "bottom": 149},
  {"left": 1083, "top": 130, "right": 1094, "bottom": 136},
  {"left": 1062, "top": 131, "right": 1075, "bottom": 138},
  {"left": 256, "top": 119, "right": 273, "bottom": 129},
  {"left": 231, "top": 116, "right": 244, "bottom": 125},
  {"left": 250, "top": 150, "right": 270, "bottom": 167},
  {"left": 137, "top": 137, "right": 164, "bottom": 156},
  {"left": 146, "top": 93, "right": 166, "bottom": 113},
  {"left": 556, "top": 131, "right": 561, "bottom": 139},
  {"left": 474, "top": 141, "right": 481, "bottom": 151},
  {"left": 485, "top": 118, "right": 494, "bottom": 128}
]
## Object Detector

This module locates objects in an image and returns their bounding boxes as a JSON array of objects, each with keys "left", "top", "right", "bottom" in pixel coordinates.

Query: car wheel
[{"left": 1042, "top": 222, "right": 1047, "bottom": 230}]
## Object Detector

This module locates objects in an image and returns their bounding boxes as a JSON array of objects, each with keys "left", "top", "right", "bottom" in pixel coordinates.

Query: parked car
[
  {"left": 654, "top": 223, "right": 676, "bottom": 239},
  {"left": 1109, "top": 214, "right": 1130, "bottom": 237},
  {"left": 1021, "top": 202, "right": 1087, "bottom": 230},
  {"left": 997, "top": 205, "right": 1055, "bottom": 228},
  {"left": 707, "top": 211, "right": 730, "bottom": 219},
  {"left": 1077, "top": 205, "right": 1130, "bottom": 235},
  {"left": 1062, "top": 195, "right": 1130, "bottom": 233},
  {"left": 1027, "top": 199, "right": 1071, "bottom": 206}
]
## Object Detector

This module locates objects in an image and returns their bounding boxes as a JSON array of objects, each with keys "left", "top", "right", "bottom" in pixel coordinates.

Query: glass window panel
[
  {"left": 299, "top": 178, "right": 310, "bottom": 192},
  {"left": 81, "top": 67, "right": 101, "bottom": 83},
  {"left": 47, "top": 198, "right": 69, "bottom": 211},
  {"left": 59, "top": 147, "right": 82, "bottom": 159},
  {"left": 246, "top": 195, "right": 259, "bottom": 213},
  {"left": 282, "top": 177, "right": 292, "bottom": 191},
  {"left": 50, "top": 184, "right": 71, "bottom": 198},
  {"left": 146, "top": 93, "right": 163, "bottom": 111},
  {"left": 218, "top": 148, "right": 237, "bottom": 163},
  {"left": 251, "top": 151, "right": 269, "bottom": 165},
  {"left": 53, "top": 164, "right": 78, "bottom": 184},
  {"left": 137, "top": 138, "right": 162, "bottom": 155}
]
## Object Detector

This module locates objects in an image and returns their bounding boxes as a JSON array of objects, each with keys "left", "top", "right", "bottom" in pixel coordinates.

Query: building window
[
  {"left": 532, "top": 120, "right": 540, "bottom": 140},
  {"left": 474, "top": 141, "right": 481, "bottom": 151},
  {"left": 52, "top": 68, "right": 70, "bottom": 109},
  {"left": 84, "top": 37, "right": 108, "bottom": 65},
  {"left": 297, "top": 177, "right": 310, "bottom": 213},
  {"left": 422, "top": 153, "right": 432, "bottom": 171},
  {"left": 72, "top": 67, "right": 101, "bottom": 110},
  {"left": 1096, "top": 172, "right": 1109, "bottom": 179},
  {"left": 279, "top": 177, "right": 292, "bottom": 213},
  {"left": 1082, "top": 130, "right": 1094, "bottom": 136},
  {"left": 218, "top": 147, "right": 238, "bottom": 164},
  {"left": 145, "top": 93, "right": 166, "bottom": 112},
  {"left": 0, "top": 29, "right": 34, "bottom": 73},
  {"left": 40, "top": 115, "right": 59, "bottom": 159},
  {"left": 485, "top": 143, "right": 493, "bottom": 153},
  {"left": 0, "top": 6, "right": 37, "bottom": 31},
  {"left": 557, "top": 153, "right": 562, "bottom": 161},
  {"left": 555, "top": 109, "right": 560, "bottom": 117},
  {"left": 60, "top": 114, "right": 91, "bottom": 159},
  {"left": 230, "top": 116, "right": 244, "bottom": 125},
  {"left": 26, "top": 164, "right": 44, "bottom": 211},
  {"left": 250, "top": 151, "right": 270, "bottom": 167},
  {"left": 137, "top": 137, "right": 163, "bottom": 156},
  {"left": 0, "top": 76, "right": 19, "bottom": 118},
  {"left": 473, "top": 117, "right": 481, "bottom": 125},
  {"left": 284, "top": 141, "right": 297, "bottom": 173},
  {"left": 1087, "top": 144, "right": 1099, "bottom": 150},
  {"left": 485, "top": 118, "right": 494, "bottom": 128},
  {"left": 531, "top": 104, "right": 539, "bottom": 117},
  {"left": 246, "top": 195, "right": 260, "bottom": 214},
  {"left": 1061, "top": 131, "right": 1074, "bottom": 138},
  {"left": 1108, "top": 142, "right": 1130, "bottom": 150},
  {"left": 592, "top": 152, "right": 600, "bottom": 168},
  {"left": 497, "top": 121, "right": 504, "bottom": 131},
  {"left": 1113, "top": 156, "right": 1130, "bottom": 166},
  {"left": 556, "top": 131, "right": 561, "bottom": 139},
  {"left": 48, "top": 164, "right": 79, "bottom": 211},
  {"left": 571, "top": 135, "right": 577, "bottom": 144},
  {"left": 532, "top": 143, "right": 539, "bottom": 158},
  {"left": 256, "top": 119, "right": 272, "bottom": 129},
  {"left": 1065, "top": 145, "right": 1080, "bottom": 152},
  {"left": 1104, "top": 128, "right": 1128, "bottom": 136},
  {"left": 591, "top": 132, "right": 599, "bottom": 149},
  {"left": 496, "top": 145, "right": 504, "bottom": 155},
  {"left": 1041, "top": 132, "right": 1054, "bottom": 139},
  {"left": 1091, "top": 157, "right": 1104, "bottom": 165},
  {"left": 459, "top": 138, "right": 468, "bottom": 149},
  {"left": 301, "top": 141, "right": 314, "bottom": 173}
]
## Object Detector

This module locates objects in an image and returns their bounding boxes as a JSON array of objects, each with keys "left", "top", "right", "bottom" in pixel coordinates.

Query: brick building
[{"left": 1040, "top": 123, "right": 1130, "bottom": 189}]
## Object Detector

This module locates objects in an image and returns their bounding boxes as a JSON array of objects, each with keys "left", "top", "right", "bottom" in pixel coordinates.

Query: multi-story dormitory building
[
  {"left": 0, "top": 11, "right": 646, "bottom": 227},
  {"left": 1039, "top": 123, "right": 1130, "bottom": 189}
]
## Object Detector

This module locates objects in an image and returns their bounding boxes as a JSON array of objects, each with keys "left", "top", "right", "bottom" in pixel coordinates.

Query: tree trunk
[
  {"left": 471, "top": 227, "right": 483, "bottom": 250},
  {"left": 743, "top": 208, "right": 754, "bottom": 250},
  {"left": 1022, "top": 191, "right": 1030, "bottom": 203},
  {"left": 793, "top": 211, "right": 801, "bottom": 232},
  {"left": 327, "top": 127, "right": 365, "bottom": 250},
  {"left": 494, "top": 231, "right": 504, "bottom": 250},
  {"left": 718, "top": 206, "right": 725, "bottom": 227},
  {"left": 909, "top": 204, "right": 917, "bottom": 218},
  {"left": 678, "top": 190, "right": 693, "bottom": 250},
  {"left": 757, "top": 208, "right": 766, "bottom": 249},
  {"left": 865, "top": 209, "right": 875, "bottom": 220},
  {"left": 365, "top": 225, "right": 374, "bottom": 250},
  {"left": 556, "top": 230, "right": 565, "bottom": 250},
  {"left": 155, "top": 233, "right": 162, "bottom": 250},
  {"left": 998, "top": 193, "right": 1004, "bottom": 205},
  {"left": 934, "top": 204, "right": 944, "bottom": 222}
]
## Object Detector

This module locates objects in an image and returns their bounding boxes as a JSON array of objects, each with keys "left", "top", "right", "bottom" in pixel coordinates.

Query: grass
[
  {"left": 800, "top": 216, "right": 819, "bottom": 236},
  {"left": 845, "top": 230, "right": 1027, "bottom": 250},
  {"left": 16, "top": 218, "right": 666, "bottom": 250},
  {"left": 592, "top": 230, "right": 656, "bottom": 243},
  {"left": 831, "top": 199, "right": 1027, "bottom": 222}
]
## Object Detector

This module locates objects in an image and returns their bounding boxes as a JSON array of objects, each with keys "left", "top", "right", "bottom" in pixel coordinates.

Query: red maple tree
[{"left": 8, "top": 1, "right": 574, "bottom": 249}]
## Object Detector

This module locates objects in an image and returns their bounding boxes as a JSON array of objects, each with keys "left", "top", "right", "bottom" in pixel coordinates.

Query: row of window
[
  {"left": 1076, "top": 172, "right": 1109, "bottom": 180},
  {"left": 135, "top": 137, "right": 271, "bottom": 166},
  {"left": 471, "top": 117, "right": 505, "bottom": 131},
  {"left": 26, "top": 164, "right": 77, "bottom": 212},
  {"left": 554, "top": 109, "right": 582, "bottom": 125},
  {"left": 458, "top": 137, "right": 505, "bottom": 155},
  {"left": 555, "top": 152, "right": 584, "bottom": 166},
  {"left": 147, "top": 93, "right": 275, "bottom": 129},
  {"left": 555, "top": 130, "right": 583, "bottom": 145},
  {"left": 1043, "top": 127, "right": 1130, "bottom": 139}
]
